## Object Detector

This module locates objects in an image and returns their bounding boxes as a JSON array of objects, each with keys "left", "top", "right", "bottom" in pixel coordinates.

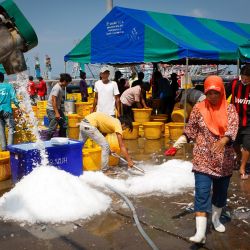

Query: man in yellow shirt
[{"left": 79, "top": 112, "right": 134, "bottom": 172}]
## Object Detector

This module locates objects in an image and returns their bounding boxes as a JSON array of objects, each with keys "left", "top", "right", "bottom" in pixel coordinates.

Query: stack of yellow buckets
[
  {"left": 11, "top": 104, "right": 36, "bottom": 144},
  {"left": 0, "top": 107, "right": 11, "bottom": 181},
  {"left": 0, "top": 151, "right": 11, "bottom": 181},
  {"left": 82, "top": 139, "right": 102, "bottom": 171},
  {"left": 67, "top": 114, "right": 80, "bottom": 140},
  {"left": 36, "top": 101, "right": 47, "bottom": 126}
]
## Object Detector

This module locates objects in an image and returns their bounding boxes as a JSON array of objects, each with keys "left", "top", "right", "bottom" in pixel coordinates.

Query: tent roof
[
  {"left": 64, "top": 6, "right": 250, "bottom": 64},
  {"left": 238, "top": 41, "right": 250, "bottom": 62}
]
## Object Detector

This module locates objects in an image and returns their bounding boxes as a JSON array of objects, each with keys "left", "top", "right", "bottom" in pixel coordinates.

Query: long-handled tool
[{"left": 111, "top": 152, "right": 145, "bottom": 174}]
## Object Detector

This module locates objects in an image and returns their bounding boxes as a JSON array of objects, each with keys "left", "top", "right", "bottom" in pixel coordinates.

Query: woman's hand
[{"left": 211, "top": 137, "right": 229, "bottom": 153}]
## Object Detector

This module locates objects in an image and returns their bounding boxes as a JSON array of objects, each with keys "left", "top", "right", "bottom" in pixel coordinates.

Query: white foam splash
[{"left": 14, "top": 72, "right": 48, "bottom": 166}]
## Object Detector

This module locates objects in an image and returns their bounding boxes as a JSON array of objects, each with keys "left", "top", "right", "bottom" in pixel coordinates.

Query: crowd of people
[
  {"left": 0, "top": 63, "right": 250, "bottom": 245},
  {"left": 27, "top": 76, "right": 47, "bottom": 103}
]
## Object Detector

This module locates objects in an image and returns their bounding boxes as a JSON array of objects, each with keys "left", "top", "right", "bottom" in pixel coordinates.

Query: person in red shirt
[
  {"left": 36, "top": 77, "right": 47, "bottom": 100},
  {"left": 28, "top": 76, "right": 37, "bottom": 105}
]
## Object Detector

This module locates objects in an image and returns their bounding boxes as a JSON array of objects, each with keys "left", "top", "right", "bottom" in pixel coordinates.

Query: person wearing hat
[
  {"left": 183, "top": 75, "right": 238, "bottom": 244},
  {"left": 92, "top": 66, "right": 120, "bottom": 117}
]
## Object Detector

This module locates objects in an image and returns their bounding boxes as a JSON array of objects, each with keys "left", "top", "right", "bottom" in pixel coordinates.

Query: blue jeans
[
  {"left": 0, "top": 111, "right": 15, "bottom": 150},
  {"left": 79, "top": 120, "right": 110, "bottom": 170},
  {"left": 194, "top": 172, "right": 231, "bottom": 213},
  {"left": 46, "top": 109, "right": 67, "bottom": 139}
]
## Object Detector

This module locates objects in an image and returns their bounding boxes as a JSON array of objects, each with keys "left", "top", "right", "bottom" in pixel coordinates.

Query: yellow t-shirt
[{"left": 85, "top": 112, "right": 123, "bottom": 135}]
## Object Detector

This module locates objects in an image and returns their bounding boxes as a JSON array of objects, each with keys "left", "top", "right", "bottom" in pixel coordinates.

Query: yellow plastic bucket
[
  {"left": 36, "top": 108, "right": 47, "bottom": 118},
  {"left": 165, "top": 123, "right": 171, "bottom": 138},
  {"left": 32, "top": 106, "right": 37, "bottom": 117},
  {"left": 106, "top": 133, "right": 120, "bottom": 166},
  {"left": 144, "top": 139, "right": 162, "bottom": 154},
  {"left": 37, "top": 101, "right": 47, "bottom": 109},
  {"left": 75, "top": 102, "right": 93, "bottom": 117},
  {"left": 132, "top": 108, "right": 152, "bottom": 123},
  {"left": 168, "top": 122, "right": 185, "bottom": 141},
  {"left": 139, "top": 124, "right": 144, "bottom": 137},
  {"left": 151, "top": 116, "right": 166, "bottom": 131},
  {"left": 67, "top": 114, "right": 80, "bottom": 127},
  {"left": 72, "top": 93, "right": 82, "bottom": 102},
  {"left": 123, "top": 122, "right": 140, "bottom": 140},
  {"left": 171, "top": 104, "right": 192, "bottom": 122},
  {"left": 36, "top": 101, "right": 47, "bottom": 118},
  {"left": 11, "top": 127, "right": 35, "bottom": 144},
  {"left": 68, "top": 126, "right": 80, "bottom": 140},
  {"left": 83, "top": 147, "right": 102, "bottom": 171},
  {"left": 146, "top": 92, "right": 152, "bottom": 99},
  {"left": 88, "top": 97, "right": 94, "bottom": 104},
  {"left": 143, "top": 122, "right": 163, "bottom": 139},
  {"left": 0, "top": 151, "right": 11, "bottom": 181},
  {"left": 151, "top": 114, "right": 168, "bottom": 121},
  {"left": 87, "top": 87, "right": 93, "bottom": 94},
  {"left": 171, "top": 109, "right": 185, "bottom": 122},
  {"left": 152, "top": 119, "right": 165, "bottom": 132},
  {"left": 84, "top": 138, "right": 94, "bottom": 148}
]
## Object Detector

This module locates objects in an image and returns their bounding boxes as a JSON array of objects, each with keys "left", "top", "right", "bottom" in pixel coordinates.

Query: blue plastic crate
[
  {"left": 43, "top": 116, "right": 50, "bottom": 127},
  {"left": 8, "top": 140, "right": 83, "bottom": 183}
]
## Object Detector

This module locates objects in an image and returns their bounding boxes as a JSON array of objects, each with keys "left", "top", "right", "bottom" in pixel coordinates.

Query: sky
[{"left": 12, "top": 0, "right": 250, "bottom": 77}]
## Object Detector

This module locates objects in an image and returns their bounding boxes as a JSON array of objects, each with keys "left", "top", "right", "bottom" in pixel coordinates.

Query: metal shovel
[{"left": 111, "top": 152, "right": 145, "bottom": 174}]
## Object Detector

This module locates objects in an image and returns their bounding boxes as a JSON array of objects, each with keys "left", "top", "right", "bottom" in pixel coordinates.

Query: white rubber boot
[
  {"left": 212, "top": 205, "right": 225, "bottom": 233},
  {"left": 189, "top": 216, "right": 207, "bottom": 244}
]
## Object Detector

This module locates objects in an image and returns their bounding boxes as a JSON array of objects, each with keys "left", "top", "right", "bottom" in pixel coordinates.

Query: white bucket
[{"left": 64, "top": 100, "right": 76, "bottom": 114}]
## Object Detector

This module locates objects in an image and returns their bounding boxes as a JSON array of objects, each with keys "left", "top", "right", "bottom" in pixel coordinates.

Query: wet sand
[{"left": 0, "top": 138, "right": 249, "bottom": 250}]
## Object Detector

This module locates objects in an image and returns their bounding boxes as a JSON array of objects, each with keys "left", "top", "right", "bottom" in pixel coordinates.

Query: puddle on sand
[{"left": 85, "top": 213, "right": 124, "bottom": 237}]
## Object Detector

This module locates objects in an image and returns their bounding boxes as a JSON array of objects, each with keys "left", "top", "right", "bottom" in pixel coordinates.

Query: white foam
[
  {"left": 81, "top": 159, "right": 194, "bottom": 196},
  {"left": 0, "top": 166, "right": 111, "bottom": 223},
  {"left": 0, "top": 160, "right": 194, "bottom": 224}
]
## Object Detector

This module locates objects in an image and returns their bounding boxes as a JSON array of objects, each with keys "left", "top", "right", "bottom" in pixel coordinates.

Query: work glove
[
  {"left": 165, "top": 147, "right": 177, "bottom": 156},
  {"left": 164, "top": 135, "right": 188, "bottom": 156}
]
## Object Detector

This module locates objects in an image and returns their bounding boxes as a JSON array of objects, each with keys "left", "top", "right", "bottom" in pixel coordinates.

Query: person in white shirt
[{"left": 92, "top": 66, "right": 120, "bottom": 117}]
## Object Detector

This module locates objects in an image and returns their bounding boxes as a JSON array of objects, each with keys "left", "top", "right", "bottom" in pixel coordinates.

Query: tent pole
[
  {"left": 64, "top": 61, "right": 67, "bottom": 73},
  {"left": 237, "top": 59, "right": 240, "bottom": 77},
  {"left": 184, "top": 57, "right": 189, "bottom": 126},
  {"left": 107, "top": 0, "right": 113, "bottom": 12}
]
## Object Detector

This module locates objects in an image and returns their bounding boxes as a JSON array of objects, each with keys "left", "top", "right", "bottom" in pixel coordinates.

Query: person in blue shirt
[{"left": 0, "top": 72, "right": 20, "bottom": 150}]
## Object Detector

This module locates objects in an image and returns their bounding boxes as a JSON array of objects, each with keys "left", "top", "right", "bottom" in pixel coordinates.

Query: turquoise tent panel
[
  {"left": 238, "top": 41, "right": 250, "bottom": 62},
  {"left": 64, "top": 6, "right": 250, "bottom": 64}
]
